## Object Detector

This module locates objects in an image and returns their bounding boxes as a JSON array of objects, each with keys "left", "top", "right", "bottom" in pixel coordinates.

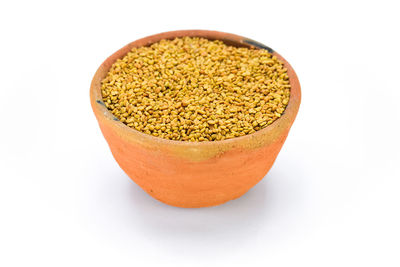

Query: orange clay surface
[{"left": 90, "top": 30, "right": 301, "bottom": 208}]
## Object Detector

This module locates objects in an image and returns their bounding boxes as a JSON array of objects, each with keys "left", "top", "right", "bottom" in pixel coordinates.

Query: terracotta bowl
[{"left": 90, "top": 30, "right": 301, "bottom": 208}]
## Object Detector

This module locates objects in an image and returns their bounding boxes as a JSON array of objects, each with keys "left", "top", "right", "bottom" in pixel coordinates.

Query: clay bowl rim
[{"left": 90, "top": 29, "right": 301, "bottom": 148}]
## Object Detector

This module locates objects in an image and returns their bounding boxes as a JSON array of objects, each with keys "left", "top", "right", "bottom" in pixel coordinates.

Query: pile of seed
[{"left": 101, "top": 37, "right": 290, "bottom": 141}]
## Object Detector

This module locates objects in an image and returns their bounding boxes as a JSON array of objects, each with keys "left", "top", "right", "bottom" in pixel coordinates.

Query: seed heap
[{"left": 101, "top": 37, "right": 290, "bottom": 141}]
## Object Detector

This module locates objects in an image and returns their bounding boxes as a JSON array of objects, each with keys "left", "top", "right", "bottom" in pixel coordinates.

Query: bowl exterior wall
[{"left": 96, "top": 116, "right": 289, "bottom": 207}]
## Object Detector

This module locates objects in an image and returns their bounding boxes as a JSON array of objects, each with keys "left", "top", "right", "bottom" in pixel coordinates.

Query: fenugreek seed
[
  {"left": 182, "top": 99, "right": 190, "bottom": 107},
  {"left": 101, "top": 37, "right": 290, "bottom": 142}
]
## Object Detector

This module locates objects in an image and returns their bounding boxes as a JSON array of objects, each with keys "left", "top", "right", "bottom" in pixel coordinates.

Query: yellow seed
[{"left": 101, "top": 37, "right": 290, "bottom": 142}]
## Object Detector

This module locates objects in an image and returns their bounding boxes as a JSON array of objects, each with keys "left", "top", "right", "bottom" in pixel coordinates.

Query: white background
[{"left": 1, "top": 0, "right": 399, "bottom": 266}]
